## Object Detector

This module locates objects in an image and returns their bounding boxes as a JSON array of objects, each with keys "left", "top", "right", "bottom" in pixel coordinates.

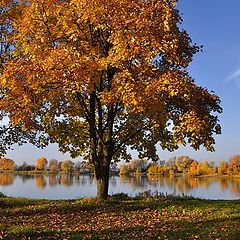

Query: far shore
[{"left": 1, "top": 170, "right": 240, "bottom": 178}]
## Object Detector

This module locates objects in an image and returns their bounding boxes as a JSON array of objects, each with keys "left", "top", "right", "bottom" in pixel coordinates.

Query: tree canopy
[
  {"left": 36, "top": 157, "right": 48, "bottom": 170},
  {"left": 0, "top": 0, "right": 222, "bottom": 199}
]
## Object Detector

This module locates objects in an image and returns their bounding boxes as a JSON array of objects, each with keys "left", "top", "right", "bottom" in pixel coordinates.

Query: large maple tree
[{"left": 0, "top": 0, "right": 222, "bottom": 199}]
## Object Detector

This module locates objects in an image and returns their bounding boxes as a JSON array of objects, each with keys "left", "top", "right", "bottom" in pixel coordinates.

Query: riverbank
[
  {"left": 0, "top": 194, "right": 239, "bottom": 239},
  {"left": 1, "top": 170, "right": 240, "bottom": 178}
]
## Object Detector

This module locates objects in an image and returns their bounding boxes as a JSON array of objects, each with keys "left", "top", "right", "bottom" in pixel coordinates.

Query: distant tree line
[
  {"left": 0, "top": 157, "right": 84, "bottom": 173},
  {"left": 1, "top": 154, "right": 240, "bottom": 176},
  {"left": 0, "top": 157, "right": 117, "bottom": 174},
  {"left": 119, "top": 155, "right": 240, "bottom": 176}
]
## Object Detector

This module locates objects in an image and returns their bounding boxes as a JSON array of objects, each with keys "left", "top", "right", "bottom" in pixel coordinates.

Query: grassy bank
[{"left": 0, "top": 194, "right": 239, "bottom": 239}]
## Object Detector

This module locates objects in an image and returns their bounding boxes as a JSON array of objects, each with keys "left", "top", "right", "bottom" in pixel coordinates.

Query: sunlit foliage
[
  {"left": 0, "top": 0, "right": 222, "bottom": 198},
  {"left": 0, "top": 172, "right": 15, "bottom": 185},
  {"left": 49, "top": 159, "right": 59, "bottom": 172},
  {"left": 61, "top": 160, "right": 74, "bottom": 173},
  {"left": 218, "top": 161, "right": 229, "bottom": 175},
  {"left": 35, "top": 157, "right": 48, "bottom": 171},
  {"left": 123, "top": 156, "right": 238, "bottom": 176},
  {"left": 0, "top": 157, "right": 15, "bottom": 170},
  {"left": 35, "top": 175, "right": 47, "bottom": 189},
  {"left": 229, "top": 154, "right": 240, "bottom": 175}
]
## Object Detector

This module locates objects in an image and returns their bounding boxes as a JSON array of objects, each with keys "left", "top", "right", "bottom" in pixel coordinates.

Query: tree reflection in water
[
  {"left": 49, "top": 174, "right": 58, "bottom": 187},
  {"left": 231, "top": 178, "right": 240, "bottom": 196},
  {"left": 0, "top": 173, "right": 240, "bottom": 198},
  {"left": 120, "top": 175, "right": 146, "bottom": 188},
  {"left": 146, "top": 176, "right": 227, "bottom": 194},
  {"left": 0, "top": 173, "right": 15, "bottom": 186},
  {"left": 35, "top": 175, "right": 47, "bottom": 189},
  {"left": 219, "top": 178, "right": 229, "bottom": 191},
  {"left": 59, "top": 174, "right": 74, "bottom": 187},
  {"left": 22, "top": 174, "right": 34, "bottom": 183}
]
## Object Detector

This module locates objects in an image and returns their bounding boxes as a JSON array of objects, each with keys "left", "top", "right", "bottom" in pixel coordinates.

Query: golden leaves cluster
[{"left": 0, "top": 0, "right": 221, "bottom": 153}]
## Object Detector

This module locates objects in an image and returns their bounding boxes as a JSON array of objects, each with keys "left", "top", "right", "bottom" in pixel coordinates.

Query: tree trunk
[{"left": 95, "top": 163, "right": 110, "bottom": 200}]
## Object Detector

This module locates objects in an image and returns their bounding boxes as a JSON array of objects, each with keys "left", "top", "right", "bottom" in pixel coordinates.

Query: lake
[{"left": 0, "top": 173, "right": 240, "bottom": 200}]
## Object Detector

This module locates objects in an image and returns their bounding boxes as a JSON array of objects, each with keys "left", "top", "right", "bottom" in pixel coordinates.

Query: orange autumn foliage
[
  {"left": 189, "top": 160, "right": 198, "bottom": 176},
  {"left": 0, "top": 0, "right": 222, "bottom": 199},
  {"left": 36, "top": 157, "right": 48, "bottom": 171}
]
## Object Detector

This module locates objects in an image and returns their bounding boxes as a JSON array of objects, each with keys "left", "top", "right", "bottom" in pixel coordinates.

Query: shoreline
[{"left": 1, "top": 170, "right": 240, "bottom": 178}]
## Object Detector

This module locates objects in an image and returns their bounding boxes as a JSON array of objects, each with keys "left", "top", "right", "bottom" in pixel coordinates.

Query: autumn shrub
[
  {"left": 110, "top": 192, "right": 130, "bottom": 200},
  {"left": 135, "top": 190, "right": 165, "bottom": 199}
]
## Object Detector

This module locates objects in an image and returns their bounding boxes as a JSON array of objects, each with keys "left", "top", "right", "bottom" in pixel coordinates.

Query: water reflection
[
  {"left": 0, "top": 173, "right": 16, "bottom": 186},
  {"left": 0, "top": 173, "right": 240, "bottom": 199},
  {"left": 231, "top": 179, "right": 240, "bottom": 196},
  {"left": 49, "top": 174, "right": 58, "bottom": 187},
  {"left": 35, "top": 175, "right": 47, "bottom": 189},
  {"left": 22, "top": 174, "right": 34, "bottom": 183},
  {"left": 219, "top": 178, "right": 229, "bottom": 191},
  {"left": 120, "top": 175, "right": 147, "bottom": 188},
  {"left": 60, "top": 174, "right": 74, "bottom": 187}
]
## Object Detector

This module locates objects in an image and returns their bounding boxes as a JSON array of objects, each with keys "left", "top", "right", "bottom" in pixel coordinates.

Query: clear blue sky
[
  {"left": 159, "top": 0, "right": 240, "bottom": 163},
  {"left": 5, "top": 0, "right": 240, "bottom": 164}
]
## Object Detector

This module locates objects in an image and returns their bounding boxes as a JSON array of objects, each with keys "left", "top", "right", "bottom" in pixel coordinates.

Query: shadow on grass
[
  {"left": 0, "top": 197, "right": 49, "bottom": 209},
  {"left": 5, "top": 218, "right": 239, "bottom": 240},
  {"left": 1, "top": 196, "right": 240, "bottom": 240},
  {"left": 69, "top": 216, "right": 240, "bottom": 240},
  {"left": 2, "top": 211, "right": 240, "bottom": 240}
]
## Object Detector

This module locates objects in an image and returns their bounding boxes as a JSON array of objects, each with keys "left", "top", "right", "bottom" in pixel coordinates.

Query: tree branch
[
  {"left": 113, "top": 124, "right": 151, "bottom": 155},
  {"left": 75, "top": 92, "right": 91, "bottom": 123}
]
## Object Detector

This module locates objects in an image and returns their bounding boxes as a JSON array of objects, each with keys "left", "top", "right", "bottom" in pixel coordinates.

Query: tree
[
  {"left": 218, "top": 161, "right": 228, "bottom": 175},
  {"left": 0, "top": 1, "right": 42, "bottom": 155},
  {"left": 0, "top": 158, "right": 15, "bottom": 170},
  {"left": 147, "top": 163, "right": 158, "bottom": 175},
  {"left": 74, "top": 161, "right": 81, "bottom": 172},
  {"left": 197, "top": 161, "right": 212, "bottom": 175},
  {"left": 49, "top": 159, "right": 59, "bottom": 172},
  {"left": 175, "top": 156, "right": 193, "bottom": 173},
  {"left": 166, "top": 157, "right": 177, "bottom": 174},
  {"left": 229, "top": 154, "right": 240, "bottom": 175},
  {"left": 36, "top": 157, "right": 48, "bottom": 171},
  {"left": 128, "top": 159, "right": 147, "bottom": 174},
  {"left": 61, "top": 160, "right": 74, "bottom": 173},
  {"left": 119, "top": 164, "right": 128, "bottom": 176},
  {"left": 17, "top": 161, "right": 35, "bottom": 171},
  {"left": 0, "top": 0, "right": 222, "bottom": 199},
  {"left": 189, "top": 160, "right": 199, "bottom": 176}
]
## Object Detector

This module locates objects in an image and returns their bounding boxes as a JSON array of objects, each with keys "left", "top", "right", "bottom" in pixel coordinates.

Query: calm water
[{"left": 0, "top": 173, "right": 240, "bottom": 200}]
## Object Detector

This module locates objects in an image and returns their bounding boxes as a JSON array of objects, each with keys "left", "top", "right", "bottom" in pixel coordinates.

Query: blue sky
[
  {"left": 5, "top": 0, "right": 240, "bottom": 164},
  {"left": 159, "top": 0, "right": 240, "bottom": 162}
]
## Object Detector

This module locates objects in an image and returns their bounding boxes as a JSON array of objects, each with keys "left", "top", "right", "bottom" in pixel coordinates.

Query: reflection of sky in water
[{"left": 0, "top": 174, "right": 240, "bottom": 200}]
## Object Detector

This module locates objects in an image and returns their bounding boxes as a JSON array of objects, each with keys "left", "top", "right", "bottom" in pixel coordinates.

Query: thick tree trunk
[
  {"left": 95, "top": 163, "right": 110, "bottom": 200},
  {"left": 88, "top": 90, "right": 114, "bottom": 200}
]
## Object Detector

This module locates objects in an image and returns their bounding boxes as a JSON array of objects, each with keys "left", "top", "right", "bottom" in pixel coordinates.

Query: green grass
[{"left": 0, "top": 194, "right": 239, "bottom": 239}]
